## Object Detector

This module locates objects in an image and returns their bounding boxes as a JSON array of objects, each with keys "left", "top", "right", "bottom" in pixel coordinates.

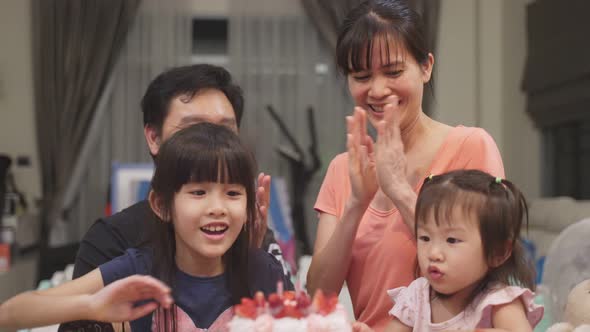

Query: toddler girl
[{"left": 354, "top": 169, "right": 543, "bottom": 331}]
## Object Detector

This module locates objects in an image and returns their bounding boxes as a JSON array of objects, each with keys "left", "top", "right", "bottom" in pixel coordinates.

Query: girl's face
[
  {"left": 416, "top": 206, "right": 489, "bottom": 299},
  {"left": 347, "top": 36, "right": 433, "bottom": 130},
  {"left": 172, "top": 181, "right": 247, "bottom": 270}
]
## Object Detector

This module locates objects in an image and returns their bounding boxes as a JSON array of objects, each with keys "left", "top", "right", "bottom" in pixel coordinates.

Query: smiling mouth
[
  {"left": 200, "top": 225, "right": 228, "bottom": 235},
  {"left": 368, "top": 100, "right": 401, "bottom": 114},
  {"left": 369, "top": 105, "right": 385, "bottom": 113}
]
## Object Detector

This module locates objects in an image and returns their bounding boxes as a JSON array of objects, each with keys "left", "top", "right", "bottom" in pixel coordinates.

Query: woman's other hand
[
  {"left": 347, "top": 107, "right": 378, "bottom": 208},
  {"left": 375, "top": 103, "right": 409, "bottom": 201},
  {"left": 252, "top": 172, "right": 271, "bottom": 248}
]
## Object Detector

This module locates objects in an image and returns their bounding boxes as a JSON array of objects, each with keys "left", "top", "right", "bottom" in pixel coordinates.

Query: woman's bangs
[{"left": 339, "top": 16, "right": 406, "bottom": 74}]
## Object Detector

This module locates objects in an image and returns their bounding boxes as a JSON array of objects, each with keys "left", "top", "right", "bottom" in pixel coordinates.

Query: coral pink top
[
  {"left": 388, "top": 277, "right": 544, "bottom": 331},
  {"left": 314, "top": 126, "right": 505, "bottom": 331}
]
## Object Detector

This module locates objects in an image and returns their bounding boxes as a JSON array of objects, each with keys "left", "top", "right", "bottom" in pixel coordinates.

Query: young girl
[
  {"left": 354, "top": 170, "right": 543, "bottom": 332},
  {"left": 0, "top": 123, "right": 292, "bottom": 331}
]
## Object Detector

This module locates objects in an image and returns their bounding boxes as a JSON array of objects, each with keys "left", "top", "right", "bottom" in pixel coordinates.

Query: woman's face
[{"left": 347, "top": 36, "right": 433, "bottom": 130}]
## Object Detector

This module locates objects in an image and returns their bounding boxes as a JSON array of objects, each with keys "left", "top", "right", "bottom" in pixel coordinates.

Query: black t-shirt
[{"left": 72, "top": 200, "right": 287, "bottom": 278}]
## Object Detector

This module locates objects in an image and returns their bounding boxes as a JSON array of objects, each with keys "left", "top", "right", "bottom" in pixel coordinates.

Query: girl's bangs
[
  {"left": 416, "top": 183, "right": 486, "bottom": 228},
  {"left": 178, "top": 147, "right": 253, "bottom": 189}
]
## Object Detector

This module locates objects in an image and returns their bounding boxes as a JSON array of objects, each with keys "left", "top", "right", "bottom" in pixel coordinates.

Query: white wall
[
  {"left": 433, "top": 0, "right": 541, "bottom": 198},
  {"left": 434, "top": 0, "right": 478, "bottom": 127},
  {"left": 501, "top": 0, "right": 541, "bottom": 198},
  {"left": 0, "top": 0, "right": 40, "bottom": 210}
]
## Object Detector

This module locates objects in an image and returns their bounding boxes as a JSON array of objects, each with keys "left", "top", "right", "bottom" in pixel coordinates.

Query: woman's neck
[
  {"left": 175, "top": 249, "right": 224, "bottom": 277},
  {"left": 400, "top": 111, "right": 434, "bottom": 152}
]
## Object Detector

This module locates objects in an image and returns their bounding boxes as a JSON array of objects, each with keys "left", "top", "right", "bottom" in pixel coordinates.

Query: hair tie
[{"left": 495, "top": 177, "right": 502, "bottom": 184}]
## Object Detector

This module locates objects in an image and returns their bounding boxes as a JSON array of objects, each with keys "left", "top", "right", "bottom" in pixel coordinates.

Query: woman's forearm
[
  {"left": 0, "top": 291, "right": 93, "bottom": 329},
  {"left": 382, "top": 180, "right": 416, "bottom": 234},
  {"left": 391, "top": 182, "right": 417, "bottom": 234},
  {"left": 307, "top": 199, "right": 368, "bottom": 296}
]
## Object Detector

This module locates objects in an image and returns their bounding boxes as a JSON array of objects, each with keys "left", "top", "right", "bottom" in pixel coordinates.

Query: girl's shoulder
[
  {"left": 387, "top": 277, "right": 430, "bottom": 327},
  {"left": 470, "top": 284, "right": 544, "bottom": 328},
  {"left": 387, "top": 277, "right": 429, "bottom": 304},
  {"left": 99, "top": 248, "right": 154, "bottom": 286}
]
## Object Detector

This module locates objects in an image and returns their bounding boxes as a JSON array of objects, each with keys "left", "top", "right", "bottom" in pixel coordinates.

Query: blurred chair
[{"left": 543, "top": 218, "right": 590, "bottom": 323}]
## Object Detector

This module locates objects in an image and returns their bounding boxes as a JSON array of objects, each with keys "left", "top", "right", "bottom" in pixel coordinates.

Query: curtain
[
  {"left": 300, "top": 0, "right": 441, "bottom": 114},
  {"left": 57, "top": 0, "right": 194, "bottom": 243},
  {"left": 301, "top": 0, "right": 440, "bottom": 57},
  {"left": 32, "top": 0, "right": 141, "bottom": 247},
  {"left": 300, "top": 0, "right": 363, "bottom": 52},
  {"left": 228, "top": 0, "right": 353, "bottom": 250},
  {"left": 522, "top": 0, "right": 590, "bottom": 199}
]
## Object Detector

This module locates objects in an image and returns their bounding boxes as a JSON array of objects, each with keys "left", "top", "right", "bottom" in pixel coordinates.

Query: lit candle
[
  {"left": 277, "top": 280, "right": 284, "bottom": 297},
  {"left": 295, "top": 277, "right": 301, "bottom": 297}
]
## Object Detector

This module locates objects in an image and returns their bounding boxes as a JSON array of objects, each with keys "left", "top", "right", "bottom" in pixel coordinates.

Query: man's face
[{"left": 146, "top": 88, "right": 238, "bottom": 155}]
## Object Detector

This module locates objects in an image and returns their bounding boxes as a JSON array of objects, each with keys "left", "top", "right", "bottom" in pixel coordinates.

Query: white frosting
[
  {"left": 227, "top": 317, "right": 256, "bottom": 332},
  {"left": 273, "top": 317, "right": 309, "bottom": 331},
  {"left": 307, "top": 307, "right": 352, "bottom": 332},
  {"left": 228, "top": 305, "right": 351, "bottom": 332}
]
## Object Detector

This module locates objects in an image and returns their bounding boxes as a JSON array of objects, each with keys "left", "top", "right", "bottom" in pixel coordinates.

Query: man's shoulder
[
  {"left": 248, "top": 248, "right": 285, "bottom": 276},
  {"left": 103, "top": 200, "right": 152, "bottom": 226},
  {"left": 248, "top": 248, "right": 293, "bottom": 293},
  {"left": 80, "top": 200, "right": 153, "bottom": 254}
]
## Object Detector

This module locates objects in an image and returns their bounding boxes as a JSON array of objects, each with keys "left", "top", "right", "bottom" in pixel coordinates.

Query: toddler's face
[{"left": 416, "top": 206, "right": 489, "bottom": 299}]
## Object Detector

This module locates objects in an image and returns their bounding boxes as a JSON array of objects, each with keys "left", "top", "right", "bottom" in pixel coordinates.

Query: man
[{"left": 72, "top": 64, "right": 283, "bottom": 279}]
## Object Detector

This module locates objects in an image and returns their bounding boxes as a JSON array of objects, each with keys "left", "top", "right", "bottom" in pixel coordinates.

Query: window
[{"left": 191, "top": 18, "right": 228, "bottom": 65}]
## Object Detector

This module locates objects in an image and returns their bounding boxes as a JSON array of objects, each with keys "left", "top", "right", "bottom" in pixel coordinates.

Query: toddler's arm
[{"left": 0, "top": 269, "right": 172, "bottom": 329}]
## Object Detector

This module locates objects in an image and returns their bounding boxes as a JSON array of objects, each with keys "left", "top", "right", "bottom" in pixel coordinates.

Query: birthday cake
[{"left": 228, "top": 289, "right": 352, "bottom": 332}]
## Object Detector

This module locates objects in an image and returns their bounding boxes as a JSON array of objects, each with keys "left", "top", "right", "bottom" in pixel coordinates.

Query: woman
[{"left": 306, "top": 0, "right": 505, "bottom": 330}]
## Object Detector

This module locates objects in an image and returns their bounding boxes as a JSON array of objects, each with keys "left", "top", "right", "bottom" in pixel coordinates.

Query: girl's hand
[
  {"left": 375, "top": 103, "right": 409, "bottom": 201},
  {"left": 347, "top": 107, "right": 378, "bottom": 207},
  {"left": 89, "top": 275, "right": 173, "bottom": 323},
  {"left": 352, "top": 321, "right": 375, "bottom": 332},
  {"left": 252, "top": 172, "right": 271, "bottom": 248}
]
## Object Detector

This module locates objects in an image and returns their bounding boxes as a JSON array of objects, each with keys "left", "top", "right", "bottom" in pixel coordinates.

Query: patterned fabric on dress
[
  {"left": 388, "top": 277, "right": 544, "bottom": 332},
  {"left": 152, "top": 307, "right": 234, "bottom": 332}
]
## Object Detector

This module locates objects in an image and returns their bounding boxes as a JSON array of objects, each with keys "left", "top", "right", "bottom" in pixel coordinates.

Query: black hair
[
  {"left": 141, "top": 64, "right": 244, "bottom": 134},
  {"left": 149, "top": 122, "right": 256, "bottom": 331},
  {"left": 336, "top": 0, "right": 432, "bottom": 85},
  {"left": 416, "top": 170, "right": 536, "bottom": 302}
]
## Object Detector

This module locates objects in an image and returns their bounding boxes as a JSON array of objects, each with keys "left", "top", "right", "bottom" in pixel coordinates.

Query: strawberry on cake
[{"left": 228, "top": 290, "right": 352, "bottom": 332}]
